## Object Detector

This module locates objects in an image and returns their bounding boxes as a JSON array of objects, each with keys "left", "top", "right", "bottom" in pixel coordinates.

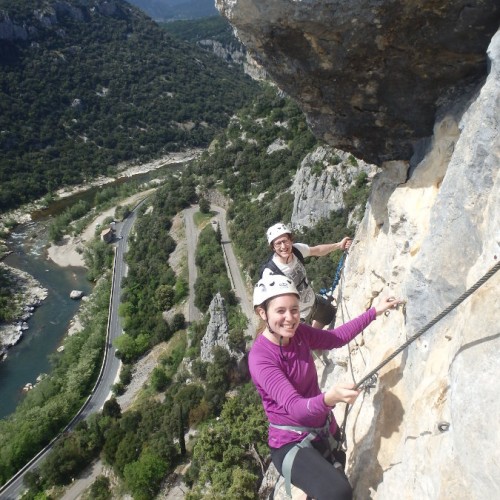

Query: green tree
[
  {"left": 84, "top": 475, "right": 111, "bottom": 500},
  {"left": 114, "top": 333, "right": 140, "bottom": 363},
  {"left": 123, "top": 452, "right": 169, "bottom": 500},
  {"left": 22, "top": 470, "right": 43, "bottom": 497},
  {"left": 150, "top": 367, "right": 169, "bottom": 392},
  {"left": 40, "top": 435, "right": 89, "bottom": 485},
  {"left": 102, "top": 397, "right": 121, "bottom": 419},
  {"left": 199, "top": 197, "right": 210, "bottom": 213},
  {"left": 178, "top": 405, "right": 186, "bottom": 456},
  {"left": 155, "top": 284, "right": 175, "bottom": 311},
  {"left": 114, "top": 433, "right": 142, "bottom": 476},
  {"left": 225, "top": 468, "right": 259, "bottom": 499},
  {"left": 170, "top": 313, "right": 185, "bottom": 332},
  {"left": 188, "top": 384, "right": 267, "bottom": 496},
  {"left": 83, "top": 240, "right": 113, "bottom": 282}
]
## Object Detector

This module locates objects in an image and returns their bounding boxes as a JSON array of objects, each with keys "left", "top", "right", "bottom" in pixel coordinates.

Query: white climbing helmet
[
  {"left": 266, "top": 223, "right": 292, "bottom": 245},
  {"left": 253, "top": 274, "right": 299, "bottom": 308}
]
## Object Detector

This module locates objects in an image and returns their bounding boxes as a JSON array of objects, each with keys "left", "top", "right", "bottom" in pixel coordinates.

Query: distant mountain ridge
[
  {"left": 126, "top": 0, "right": 218, "bottom": 21},
  {"left": 0, "top": 0, "right": 258, "bottom": 211}
]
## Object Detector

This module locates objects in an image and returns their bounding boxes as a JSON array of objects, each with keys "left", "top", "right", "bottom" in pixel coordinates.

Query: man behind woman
[{"left": 260, "top": 223, "right": 352, "bottom": 328}]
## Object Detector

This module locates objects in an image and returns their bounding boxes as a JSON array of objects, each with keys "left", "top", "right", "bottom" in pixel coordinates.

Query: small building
[{"left": 101, "top": 227, "right": 114, "bottom": 243}]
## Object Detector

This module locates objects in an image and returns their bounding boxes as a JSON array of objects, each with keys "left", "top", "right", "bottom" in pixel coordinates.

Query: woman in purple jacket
[{"left": 249, "top": 274, "right": 403, "bottom": 499}]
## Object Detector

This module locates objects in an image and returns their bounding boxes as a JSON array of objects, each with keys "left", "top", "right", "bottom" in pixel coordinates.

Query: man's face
[{"left": 272, "top": 234, "right": 292, "bottom": 259}]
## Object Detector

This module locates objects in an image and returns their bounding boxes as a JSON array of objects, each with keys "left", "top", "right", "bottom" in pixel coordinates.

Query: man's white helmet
[
  {"left": 253, "top": 274, "right": 299, "bottom": 308},
  {"left": 266, "top": 223, "right": 291, "bottom": 245}
]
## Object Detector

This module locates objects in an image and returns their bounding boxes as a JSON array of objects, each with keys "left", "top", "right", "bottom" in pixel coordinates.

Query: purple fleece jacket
[{"left": 248, "top": 308, "right": 376, "bottom": 449}]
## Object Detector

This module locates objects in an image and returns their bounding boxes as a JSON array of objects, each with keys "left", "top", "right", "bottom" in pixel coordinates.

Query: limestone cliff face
[
  {"left": 198, "top": 39, "right": 267, "bottom": 80},
  {"left": 200, "top": 293, "right": 236, "bottom": 362},
  {"left": 291, "top": 145, "right": 378, "bottom": 228},
  {"left": 335, "top": 41, "right": 500, "bottom": 494},
  {"left": 216, "top": 0, "right": 499, "bottom": 164},
  {"left": 218, "top": 1, "right": 500, "bottom": 498}
]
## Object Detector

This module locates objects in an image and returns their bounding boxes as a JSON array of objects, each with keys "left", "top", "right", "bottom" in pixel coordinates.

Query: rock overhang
[{"left": 216, "top": 0, "right": 500, "bottom": 164}]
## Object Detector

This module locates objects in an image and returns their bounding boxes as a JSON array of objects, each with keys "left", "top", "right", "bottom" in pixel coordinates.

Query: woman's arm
[
  {"left": 303, "top": 308, "right": 376, "bottom": 350},
  {"left": 249, "top": 352, "right": 329, "bottom": 424},
  {"left": 305, "top": 297, "right": 405, "bottom": 350}
]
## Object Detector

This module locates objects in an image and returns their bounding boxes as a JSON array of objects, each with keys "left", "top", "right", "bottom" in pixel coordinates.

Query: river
[
  {"left": 0, "top": 225, "right": 92, "bottom": 419},
  {"left": 0, "top": 162, "right": 184, "bottom": 420}
]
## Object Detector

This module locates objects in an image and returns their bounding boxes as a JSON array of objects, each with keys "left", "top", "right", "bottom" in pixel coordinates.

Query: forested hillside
[
  {"left": 192, "top": 84, "right": 365, "bottom": 286},
  {"left": 0, "top": 0, "right": 259, "bottom": 211}
]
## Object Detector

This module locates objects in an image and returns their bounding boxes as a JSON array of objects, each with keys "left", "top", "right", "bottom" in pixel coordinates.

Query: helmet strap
[
  {"left": 279, "top": 334, "right": 287, "bottom": 362},
  {"left": 265, "top": 317, "right": 278, "bottom": 337},
  {"left": 263, "top": 314, "right": 282, "bottom": 341}
]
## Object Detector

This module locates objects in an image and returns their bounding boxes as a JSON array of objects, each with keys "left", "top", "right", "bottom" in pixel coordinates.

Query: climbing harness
[
  {"left": 270, "top": 415, "right": 341, "bottom": 498},
  {"left": 336, "top": 259, "right": 500, "bottom": 451}
]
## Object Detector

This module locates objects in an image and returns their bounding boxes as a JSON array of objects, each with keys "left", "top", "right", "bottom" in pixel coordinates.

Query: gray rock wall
[
  {"left": 329, "top": 31, "right": 500, "bottom": 500},
  {"left": 200, "top": 292, "right": 230, "bottom": 362},
  {"left": 291, "top": 146, "right": 378, "bottom": 228},
  {"left": 217, "top": 0, "right": 500, "bottom": 497},
  {"left": 216, "top": 0, "right": 500, "bottom": 164}
]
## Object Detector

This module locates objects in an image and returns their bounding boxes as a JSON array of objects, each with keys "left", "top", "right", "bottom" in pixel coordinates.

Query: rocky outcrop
[
  {"left": 216, "top": 0, "right": 500, "bottom": 164},
  {"left": 290, "top": 146, "right": 379, "bottom": 228},
  {"left": 242, "top": 53, "right": 267, "bottom": 81},
  {"left": 198, "top": 38, "right": 267, "bottom": 80},
  {"left": 0, "top": 263, "right": 48, "bottom": 360},
  {"left": 198, "top": 39, "right": 246, "bottom": 66},
  {"left": 0, "top": 0, "right": 134, "bottom": 42},
  {"left": 202, "top": 188, "right": 231, "bottom": 210},
  {"left": 217, "top": 1, "right": 500, "bottom": 497},
  {"left": 200, "top": 293, "right": 231, "bottom": 362}
]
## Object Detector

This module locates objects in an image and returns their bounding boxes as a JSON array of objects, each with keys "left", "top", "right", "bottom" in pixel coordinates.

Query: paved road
[
  {"left": 182, "top": 204, "right": 254, "bottom": 324},
  {"left": 58, "top": 204, "right": 253, "bottom": 500},
  {"left": 184, "top": 206, "right": 202, "bottom": 323},
  {"left": 212, "top": 206, "right": 255, "bottom": 331},
  {"left": 0, "top": 203, "right": 143, "bottom": 500}
]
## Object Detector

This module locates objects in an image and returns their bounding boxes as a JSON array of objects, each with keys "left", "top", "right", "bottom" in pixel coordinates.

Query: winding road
[
  {"left": 184, "top": 206, "right": 202, "bottom": 323},
  {"left": 0, "top": 202, "right": 253, "bottom": 499},
  {"left": 0, "top": 204, "right": 142, "bottom": 500}
]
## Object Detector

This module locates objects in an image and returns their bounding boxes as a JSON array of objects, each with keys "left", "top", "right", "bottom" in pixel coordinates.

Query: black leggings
[{"left": 271, "top": 439, "right": 352, "bottom": 500}]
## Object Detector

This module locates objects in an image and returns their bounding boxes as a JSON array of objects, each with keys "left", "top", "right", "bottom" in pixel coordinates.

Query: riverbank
[
  {"left": 0, "top": 148, "right": 201, "bottom": 357},
  {"left": 0, "top": 188, "right": 156, "bottom": 359},
  {"left": 0, "top": 263, "right": 48, "bottom": 360},
  {"left": 0, "top": 149, "right": 203, "bottom": 236},
  {"left": 46, "top": 189, "right": 156, "bottom": 268},
  {"left": 0, "top": 148, "right": 189, "bottom": 358}
]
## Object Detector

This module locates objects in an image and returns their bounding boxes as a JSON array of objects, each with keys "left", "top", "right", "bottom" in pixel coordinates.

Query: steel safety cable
[
  {"left": 354, "top": 259, "right": 500, "bottom": 390},
  {"left": 336, "top": 259, "right": 500, "bottom": 451}
]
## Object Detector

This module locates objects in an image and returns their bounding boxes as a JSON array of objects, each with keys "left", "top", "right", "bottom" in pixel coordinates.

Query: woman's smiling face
[{"left": 258, "top": 293, "right": 300, "bottom": 343}]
